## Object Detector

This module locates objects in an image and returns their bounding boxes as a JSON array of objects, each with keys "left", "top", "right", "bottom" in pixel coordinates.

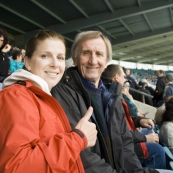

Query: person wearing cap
[
  {"left": 138, "top": 79, "right": 153, "bottom": 106},
  {"left": 162, "top": 73, "right": 173, "bottom": 100}
]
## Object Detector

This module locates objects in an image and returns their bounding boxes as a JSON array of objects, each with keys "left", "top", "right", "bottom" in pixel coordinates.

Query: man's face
[
  {"left": 116, "top": 67, "right": 126, "bottom": 86},
  {"left": 74, "top": 37, "right": 108, "bottom": 88},
  {"left": 126, "top": 69, "right": 130, "bottom": 76},
  {"left": 157, "top": 71, "right": 163, "bottom": 77}
]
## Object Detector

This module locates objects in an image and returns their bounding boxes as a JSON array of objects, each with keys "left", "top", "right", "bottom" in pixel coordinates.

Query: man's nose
[{"left": 89, "top": 53, "right": 97, "bottom": 64}]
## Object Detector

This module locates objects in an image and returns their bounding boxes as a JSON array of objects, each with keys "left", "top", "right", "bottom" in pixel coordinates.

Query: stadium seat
[
  {"left": 160, "top": 141, "right": 173, "bottom": 170},
  {"left": 169, "top": 161, "right": 173, "bottom": 170}
]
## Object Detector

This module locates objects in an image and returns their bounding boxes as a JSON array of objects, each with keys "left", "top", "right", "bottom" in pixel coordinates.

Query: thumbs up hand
[{"left": 75, "top": 107, "right": 97, "bottom": 148}]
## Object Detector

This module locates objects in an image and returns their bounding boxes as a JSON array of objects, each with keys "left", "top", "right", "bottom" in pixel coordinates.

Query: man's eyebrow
[{"left": 81, "top": 49, "right": 90, "bottom": 52}]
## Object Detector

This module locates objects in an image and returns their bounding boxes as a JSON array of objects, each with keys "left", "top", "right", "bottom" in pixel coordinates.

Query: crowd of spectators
[{"left": 0, "top": 28, "right": 25, "bottom": 90}]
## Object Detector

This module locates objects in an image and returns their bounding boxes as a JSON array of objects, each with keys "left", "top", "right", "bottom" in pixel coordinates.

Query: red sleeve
[{"left": 0, "top": 85, "right": 84, "bottom": 173}]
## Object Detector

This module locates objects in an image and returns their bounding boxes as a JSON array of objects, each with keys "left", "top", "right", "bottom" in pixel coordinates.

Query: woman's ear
[{"left": 24, "top": 56, "right": 31, "bottom": 71}]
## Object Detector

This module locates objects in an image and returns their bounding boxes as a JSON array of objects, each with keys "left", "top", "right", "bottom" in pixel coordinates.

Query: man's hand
[
  {"left": 145, "top": 133, "right": 159, "bottom": 143},
  {"left": 140, "top": 118, "right": 154, "bottom": 128}
]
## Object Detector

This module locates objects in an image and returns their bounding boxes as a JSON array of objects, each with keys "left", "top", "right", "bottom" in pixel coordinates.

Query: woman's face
[
  {"left": 0, "top": 36, "right": 4, "bottom": 48},
  {"left": 25, "top": 38, "right": 66, "bottom": 90}
]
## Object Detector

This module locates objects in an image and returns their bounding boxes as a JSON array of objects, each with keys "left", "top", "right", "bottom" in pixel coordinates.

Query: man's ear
[
  {"left": 24, "top": 56, "right": 31, "bottom": 71},
  {"left": 113, "top": 74, "right": 118, "bottom": 82},
  {"left": 73, "top": 58, "right": 77, "bottom": 66}
]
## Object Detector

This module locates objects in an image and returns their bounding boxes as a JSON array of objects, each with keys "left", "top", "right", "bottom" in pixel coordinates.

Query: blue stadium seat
[
  {"left": 160, "top": 141, "right": 173, "bottom": 170},
  {"left": 169, "top": 161, "right": 173, "bottom": 170}
]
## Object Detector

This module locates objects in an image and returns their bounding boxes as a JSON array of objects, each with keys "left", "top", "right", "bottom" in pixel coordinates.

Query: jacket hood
[{"left": 3, "top": 69, "right": 51, "bottom": 95}]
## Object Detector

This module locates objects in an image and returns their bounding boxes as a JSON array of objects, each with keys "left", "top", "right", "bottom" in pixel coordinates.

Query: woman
[
  {"left": 0, "top": 30, "right": 97, "bottom": 173},
  {"left": 10, "top": 50, "right": 24, "bottom": 73},
  {"left": 159, "top": 96, "right": 173, "bottom": 154},
  {"left": 122, "top": 81, "right": 145, "bottom": 117},
  {"left": 0, "top": 28, "right": 11, "bottom": 82}
]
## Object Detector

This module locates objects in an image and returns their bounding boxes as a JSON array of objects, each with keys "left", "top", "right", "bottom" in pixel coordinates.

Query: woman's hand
[
  {"left": 75, "top": 107, "right": 97, "bottom": 148},
  {"left": 1, "top": 44, "right": 11, "bottom": 53}
]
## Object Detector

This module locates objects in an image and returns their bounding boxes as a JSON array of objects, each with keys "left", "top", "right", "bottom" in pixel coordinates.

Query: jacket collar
[{"left": 62, "top": 67, "right": 122, "bottom": 96}]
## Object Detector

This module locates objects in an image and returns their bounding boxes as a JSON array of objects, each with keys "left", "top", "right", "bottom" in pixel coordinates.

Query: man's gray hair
[{"left": 71, "top": 31, "right": 112, "bottom": 62}]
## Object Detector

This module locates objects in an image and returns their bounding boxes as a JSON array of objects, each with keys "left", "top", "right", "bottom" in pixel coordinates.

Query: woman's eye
[
  {"left": 41, "top": 54, "right": 49, "bottom": 59},
  {"left": 57, "top": 56, "right": 65, "bottom": 60}
]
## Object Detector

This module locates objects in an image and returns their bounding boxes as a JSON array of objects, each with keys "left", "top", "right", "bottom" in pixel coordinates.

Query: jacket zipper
[{"left": 66, "top": 72, "right": 112, "bottom": 166}]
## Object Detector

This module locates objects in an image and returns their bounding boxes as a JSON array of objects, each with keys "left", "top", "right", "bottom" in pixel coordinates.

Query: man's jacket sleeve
[{"left": 130, "top": 130, "right": 146, "bottom": 143}]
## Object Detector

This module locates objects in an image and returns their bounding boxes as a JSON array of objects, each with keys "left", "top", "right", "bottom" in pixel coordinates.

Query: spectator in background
[
  {"left": 138, "top": 79, "right": 153, "bottom": 106},
  {"left": 146, "top": 77, "right": 155, "bottom": 96},
  {"left": 122, "top": 81, "right": 145, "bottom": 117},
  {"left": 125, "top": 68, "right": 140, "bottom": 90},
  {"left": 162, "top": 73, "right": 173, "bottom": 100},
  {"left": 0, "top": 28, "right": 11, "bottom": 82},
  {"left": 159, "top": 96, "right": 173, "bottom": 154},
  {"left": 154, "top": 96, "right": 173, "bottom": 126},
  {"left": 20, "top": 49, "right": 26, "bottom": 61},
  {"left": 0, "top": 30, "right": 97, "bottom": 173},
  {"left": 10, "top": 50, "right": 24, "bottom": 73},
  {"left": 102, "top": 64, "right": 166, "bottom": 169},
  {"left": 154, "top": 70, "right": 166, "bottom": 107}
]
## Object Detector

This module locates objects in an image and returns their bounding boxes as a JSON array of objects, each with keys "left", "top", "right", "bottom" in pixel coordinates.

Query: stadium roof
[{"left": 1, "top": 0, "right": 173, "bottom": 65}]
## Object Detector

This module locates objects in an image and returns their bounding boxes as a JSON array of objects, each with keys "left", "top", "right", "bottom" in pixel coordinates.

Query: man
[
  {"left": 52, "top": 31, "right": 171, "bottom": 173},
  {"left": 125, "top": 68, "right": 140, "bottom": 90},
  {"left": 162, "top": 73, "right": 173, "bottom": 100},
  {"left": 154, "top": 70, "right": 166, "bottom": 107},
  {"left": 102, "top": 64, "right": 166, "bottom": 169}
]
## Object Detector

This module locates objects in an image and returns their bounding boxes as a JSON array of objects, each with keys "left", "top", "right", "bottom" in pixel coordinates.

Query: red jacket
[
  {"left": 122, "top": 100, "right": 149, "bottom": 159},
  {"left": 0, "top": 81, "right": 85, "bottom": 173}
]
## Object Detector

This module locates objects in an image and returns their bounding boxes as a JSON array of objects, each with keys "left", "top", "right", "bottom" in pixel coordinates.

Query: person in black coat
[
  {"left": 125, "top": 68, "right": 140, "bottom": 90},
  {"left": 153, "top": 70, "right": 166, "bottom": 107},
  {"left": 0, "top": 28, "right": 11, "bottom": 82}
]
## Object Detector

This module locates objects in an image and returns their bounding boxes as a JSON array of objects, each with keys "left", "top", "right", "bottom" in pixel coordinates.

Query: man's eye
[
  {"left": 96, "top": 52, "right": 102, "bottom": 56},
  {"left": 83, "top": 51, "right": 90, "bottom": 55}
]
